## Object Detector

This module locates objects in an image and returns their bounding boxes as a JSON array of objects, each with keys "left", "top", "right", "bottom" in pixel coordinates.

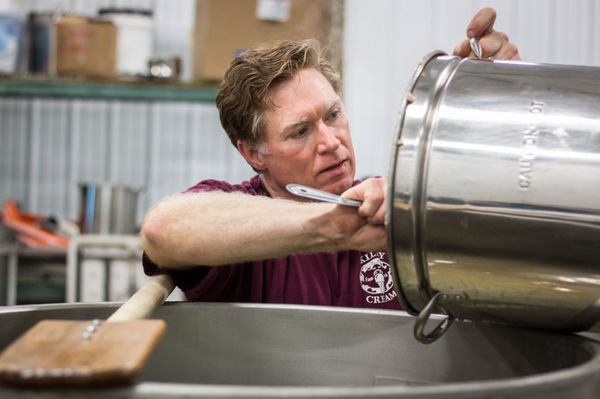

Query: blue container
[{"left": 0, "top": 13, "right": 24, "bottom": 73}]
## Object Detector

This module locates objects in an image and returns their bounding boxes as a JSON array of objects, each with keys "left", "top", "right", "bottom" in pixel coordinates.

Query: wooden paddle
[{"left": 0, "top": 273, "right": 174, "bottom": 388}]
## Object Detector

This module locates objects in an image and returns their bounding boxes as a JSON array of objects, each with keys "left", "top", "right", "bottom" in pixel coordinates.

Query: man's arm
[
  {"left": 141, "top": 178, "right": 386, "bottom": 268},
  {"left": 453, "top": 7, "right": 521, "bottom": 60}
]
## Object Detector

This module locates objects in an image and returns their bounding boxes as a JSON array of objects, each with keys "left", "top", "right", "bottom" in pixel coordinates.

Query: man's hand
[
  {"left": 318, "top": 177, "right": 388, "bottom": 253},
  {"left": 453, "top": 7, "right": 520, "bottom": 60},
  {"left": 342, "top": 177, "right": 387, "bottom": 225}
]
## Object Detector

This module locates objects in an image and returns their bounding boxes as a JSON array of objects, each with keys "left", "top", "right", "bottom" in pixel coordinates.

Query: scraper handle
[
  {"left": 286, "top": 184, "right": 362, "bottom": 207},
  {"left": 108, "top": 274, "right": 175, "bottom": 322}
]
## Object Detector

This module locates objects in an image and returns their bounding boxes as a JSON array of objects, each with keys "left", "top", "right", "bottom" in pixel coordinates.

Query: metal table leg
[{"left": 7, "top": 252, "right": 17, "bottom": 306}]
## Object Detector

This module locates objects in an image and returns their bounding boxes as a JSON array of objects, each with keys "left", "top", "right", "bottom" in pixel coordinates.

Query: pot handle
[{"left": 414, "top": 292, "right": 455, "bottom": 344}]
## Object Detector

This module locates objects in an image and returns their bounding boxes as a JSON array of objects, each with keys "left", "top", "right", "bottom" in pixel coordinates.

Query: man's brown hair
[{"left": 216, "top": 39, "right": 341, "bottom": 148}]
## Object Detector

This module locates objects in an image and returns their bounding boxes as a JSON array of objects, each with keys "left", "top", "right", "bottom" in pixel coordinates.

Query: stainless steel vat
[
  {"left": 79, "top": 183, "right": 141, "bottom": 234},
  {"left": 388, "top": 52, "right": 600, "bottom": 342},
  {"left": 0, "top": 302, "right": 600, "bottom": 398}
]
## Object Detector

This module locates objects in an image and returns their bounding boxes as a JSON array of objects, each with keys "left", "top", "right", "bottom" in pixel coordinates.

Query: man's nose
[{"left": 316, "top": 121, "right": 341, "bottom": 153}]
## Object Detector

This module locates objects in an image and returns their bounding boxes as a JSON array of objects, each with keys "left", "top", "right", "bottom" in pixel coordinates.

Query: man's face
[{"left": 254, "top": 68, "right": 356, "bottom": 198}]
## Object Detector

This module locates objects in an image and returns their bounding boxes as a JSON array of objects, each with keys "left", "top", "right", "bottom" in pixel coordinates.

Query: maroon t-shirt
[{"left": 143, "top": 175, "right": 402, "bottom": 310}]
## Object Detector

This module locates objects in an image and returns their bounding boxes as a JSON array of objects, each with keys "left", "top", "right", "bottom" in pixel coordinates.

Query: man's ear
[{"left": 237, "top": 140, "right": 266, "bottom": 171}]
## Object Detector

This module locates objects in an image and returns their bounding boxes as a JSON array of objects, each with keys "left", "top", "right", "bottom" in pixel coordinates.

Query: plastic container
[
  {"left": 0, "top": 13, "right": 24, "bottom": 73},
  {"left": 98, "top": 8, "right": 153, "bottom": 76}
]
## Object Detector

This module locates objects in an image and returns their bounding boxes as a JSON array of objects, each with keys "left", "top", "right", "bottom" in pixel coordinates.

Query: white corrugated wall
[{"left": 1, "top": 0, "right": 598, "bottom": 223}]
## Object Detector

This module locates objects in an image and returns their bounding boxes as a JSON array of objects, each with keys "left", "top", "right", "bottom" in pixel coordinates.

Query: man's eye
[
  {"left": 291, "top": 127, "right": 308, "bottom": 138},
  {"left": 327, "top": 110, "right": 340, "bottom": 121}
]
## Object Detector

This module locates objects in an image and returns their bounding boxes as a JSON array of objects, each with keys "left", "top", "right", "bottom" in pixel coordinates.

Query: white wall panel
[
  {"left": 0, "top": 99, "right": 30, "bottom": 204},
  {"left": 28, "top": 99, "right": 70, "bottom": 215},
  {"left": 76, "top": 100, "right": 110, "bottom": 185},
  {"left": 344, "top": 0, "right": 600, "bottom": 178}
]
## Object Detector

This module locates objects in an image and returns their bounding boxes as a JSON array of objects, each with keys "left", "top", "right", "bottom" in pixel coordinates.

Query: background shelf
[{"left": 0, "top": 76, "right": 218, "bottom": 103}]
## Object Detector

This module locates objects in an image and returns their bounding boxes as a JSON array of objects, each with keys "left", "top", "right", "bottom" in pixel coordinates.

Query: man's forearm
[{"left": 140, "top": 191, "right": 350, "bottom": 268}]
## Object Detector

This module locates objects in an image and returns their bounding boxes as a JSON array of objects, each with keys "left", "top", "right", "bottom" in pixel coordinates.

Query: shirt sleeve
[{"left": 142, "top": 252, "right": 210, "bottom": 291}]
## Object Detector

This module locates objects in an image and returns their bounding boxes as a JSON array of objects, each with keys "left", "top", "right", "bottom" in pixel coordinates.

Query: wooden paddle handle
[{"left": 107, "top": 274, "right": 175, "bottom": 322}]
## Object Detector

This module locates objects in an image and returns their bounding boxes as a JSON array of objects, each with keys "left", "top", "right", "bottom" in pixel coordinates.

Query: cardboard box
[
  {"left": 192, "top": 0, "right": 343, "bottom": 82},
  {"left": 55, "top": 16, "right": 117, "bottom": 79}
]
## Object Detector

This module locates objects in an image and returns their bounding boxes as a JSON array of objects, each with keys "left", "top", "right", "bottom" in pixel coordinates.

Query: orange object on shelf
[{"left": 1, "top": 201, "right": 69, "bottom": 249}]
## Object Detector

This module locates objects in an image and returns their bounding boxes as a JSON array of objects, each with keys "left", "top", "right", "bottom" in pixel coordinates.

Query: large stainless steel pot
[
  {"left": 0, "top": 302, "right": 599, "bottom": 398},
  {"left": 79, "top": 183, "right": 141, "bottom": 234},
  {"left": 388, "top": 52, "right": 600, "bottom": 343}
]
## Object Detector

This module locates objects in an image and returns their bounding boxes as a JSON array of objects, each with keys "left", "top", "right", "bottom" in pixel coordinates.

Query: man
[{"left": 141, "top": 7, "right": 519, "bottom": 309}]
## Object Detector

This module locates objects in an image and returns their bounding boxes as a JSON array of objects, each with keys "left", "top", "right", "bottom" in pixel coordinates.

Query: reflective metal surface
[
  {"left": 0, "top": 302, "right": 600, "bottom": 398},
  {"left": 388, "top": 53, "right": 600, "bottom": 336},
  {"left": 79, "top": 183, "right": 141, "bottom": 234},
  {"left": 287, "top": 184, "right": 363, "bottom": 207},
  {"left": 469, "top": 38, "right": 482, "bottom": 59}
]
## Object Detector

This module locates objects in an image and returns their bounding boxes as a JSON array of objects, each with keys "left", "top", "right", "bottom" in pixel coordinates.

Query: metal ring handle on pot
[
  {"left": 469, "top": 37, "right": 483, "bottom": 58},
  {"left": 414, "top": 292, "right": 455, "bottom": 344}
]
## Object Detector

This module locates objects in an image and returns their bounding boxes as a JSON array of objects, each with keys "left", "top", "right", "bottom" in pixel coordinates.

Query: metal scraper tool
[{"left": 286, "top": 184, "right": 362, "bottom": 207}]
